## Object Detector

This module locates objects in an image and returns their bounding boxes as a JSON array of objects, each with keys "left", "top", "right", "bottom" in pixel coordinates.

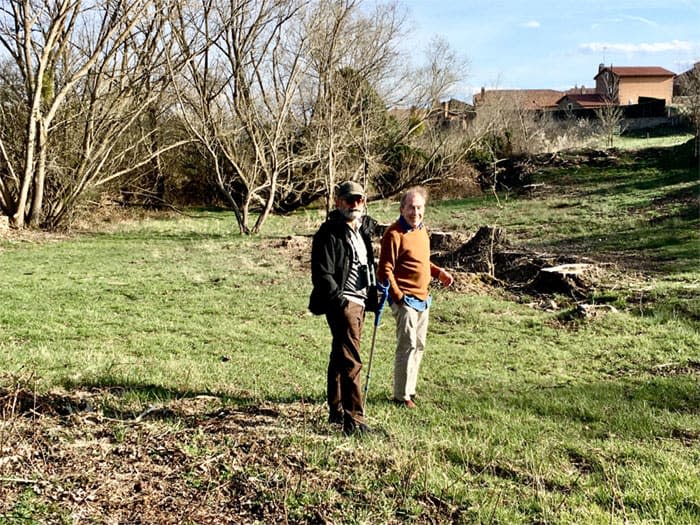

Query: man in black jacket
[{"left": 309, "top": 181, "right": 378, "bottom": 437}]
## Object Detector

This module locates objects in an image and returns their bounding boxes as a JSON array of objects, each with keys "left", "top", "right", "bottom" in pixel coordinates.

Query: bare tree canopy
[
  {"left": 0, "top": 0, "right": 189, "bottom": 229},
  {"left": 0, "top": 0, "right": 474, "bottom": 232}
]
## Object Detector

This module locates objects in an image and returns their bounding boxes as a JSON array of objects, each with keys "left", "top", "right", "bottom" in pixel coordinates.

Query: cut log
[
  {"left": 576, "top": 303, "right": 619, "bottom": 318},
  {"left": 532, "top": 263, "right": 599, "bottom": 298}
]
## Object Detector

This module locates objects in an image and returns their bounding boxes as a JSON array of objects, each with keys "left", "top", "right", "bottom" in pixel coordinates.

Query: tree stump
[
  {"left": 532, "top": 263, "right": 599, "bottom": 298},
  {"left": 430, "top": 231, "right": 462, "bottom": 251},
  {"left": 439, "top": 226, "right": 508, "bottom": 273}
]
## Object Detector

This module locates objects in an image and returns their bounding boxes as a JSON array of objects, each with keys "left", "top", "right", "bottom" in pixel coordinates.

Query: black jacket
[{"left": 309, "top": 211, "right": 378, "bottom": 315}]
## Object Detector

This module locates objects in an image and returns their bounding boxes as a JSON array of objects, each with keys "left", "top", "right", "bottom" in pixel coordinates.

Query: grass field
[
  {"left": 0, "top": 140, "right": 698, "bottom": 523},
  {"left": 592, "top": 130, "right": 694, "bottom": 151}
]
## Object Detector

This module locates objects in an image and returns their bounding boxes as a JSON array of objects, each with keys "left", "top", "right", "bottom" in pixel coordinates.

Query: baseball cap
[{"left": 336, "top": 181, "right": 365, "bottom": 200}]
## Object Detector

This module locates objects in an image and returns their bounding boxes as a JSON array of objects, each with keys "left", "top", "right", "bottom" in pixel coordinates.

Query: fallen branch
[{"left": 0, "top": 477, "right": 39, "bottom": 484}]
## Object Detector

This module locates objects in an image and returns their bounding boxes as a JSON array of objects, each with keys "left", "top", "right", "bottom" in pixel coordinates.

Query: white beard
[{"left": 339, "top": 208, "right": 363, "bottom": 221}]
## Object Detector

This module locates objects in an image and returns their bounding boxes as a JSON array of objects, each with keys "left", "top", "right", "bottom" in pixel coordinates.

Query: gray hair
[{"left": 400, "top": 186, "right": 428, "bottom": 207}]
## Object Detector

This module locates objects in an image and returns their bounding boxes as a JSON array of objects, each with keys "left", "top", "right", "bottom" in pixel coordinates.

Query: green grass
[
  {"left": 1, "top": 144, "right": 699, "bottom": 523},
  {"left": 589, "top": 131, "right": 693, "bottom": 151}
]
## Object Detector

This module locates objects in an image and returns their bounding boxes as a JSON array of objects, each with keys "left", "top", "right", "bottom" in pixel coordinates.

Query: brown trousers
[{"left": 326, "top": 301, "right": 365, "bottom": 426}]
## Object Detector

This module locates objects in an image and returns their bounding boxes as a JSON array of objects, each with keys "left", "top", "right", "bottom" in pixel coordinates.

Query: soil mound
[{"left": 433, "top": 226, "right": 604, "bottom": 298}]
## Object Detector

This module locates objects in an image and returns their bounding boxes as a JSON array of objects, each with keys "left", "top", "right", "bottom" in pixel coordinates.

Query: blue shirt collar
[{"left": 398, "top": 215, "right": 423, "bottom": 233}]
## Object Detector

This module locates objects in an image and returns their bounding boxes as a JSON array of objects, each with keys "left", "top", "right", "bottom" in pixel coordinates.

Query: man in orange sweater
[{"left": 377, "top": 187, "right": 453, "bottom": 408}]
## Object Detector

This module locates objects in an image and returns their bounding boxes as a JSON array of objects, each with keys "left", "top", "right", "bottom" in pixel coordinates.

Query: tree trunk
[
  {"left": 252, "top": 165, "right": 278, "bottom": 235},
  {"left": 29, "top": 122, "right": 49, "bottom": 227},
  {"left": 12, "top": 114, "right": 39, "bottom": 229}
]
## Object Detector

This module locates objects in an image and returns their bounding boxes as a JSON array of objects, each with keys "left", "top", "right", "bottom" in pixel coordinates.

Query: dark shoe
[
  {"left": 328, "top": 412, "right": 344, "bottom": 425},
  {"left": 343, "top": 422, "right": 372, "bottom": 437},
  {"left": 393, "top": 398, "right": 416, "bottom": 409}
]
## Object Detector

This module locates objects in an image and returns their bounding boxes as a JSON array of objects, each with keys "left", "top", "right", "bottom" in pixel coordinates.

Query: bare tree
[
  {"left": 593, "top": 68, "right": 625, "bottom": 149},
  {"left": 406, "top": 36, "right": 466, "bottom": 109},
  {"left": 298, "top": 0, "right": 406, "bottom": 213},
  {"left": 373, "top": 35, "right": 470, "bottom": 197},
  {"left": 595, "top": 103, "right": 626, "bottom": 149},
  {"left": 0, "top": 0, "right": 187, "bottom": 229},
  {"left": 171, "top": 0, "right": 308, "bottom": 234},
  {"left": 677, "top": 62, "right": 700, "bottom": 160}
]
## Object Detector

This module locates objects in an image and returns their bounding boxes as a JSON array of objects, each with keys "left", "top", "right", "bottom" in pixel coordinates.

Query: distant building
[
  {"left": 473, "top": 88, "right": 564, "bottom": 110},
  {"left": 674, "top": 61, "right": 700, "bottom": 97},
  {"left": 565, "top": 86, "right": 598, "bottom": 96},
  {"left": 387, "top": 99, "right": 474, "bottom": 130},
  {"left": 556, "top": 93, "right": 608, "bottom": 112},
  {"left": 437, "top": 98, "right": 475, "bottom": 129},
  {"left": 594, "top": 65, "right": 675, "bottom": 105}
]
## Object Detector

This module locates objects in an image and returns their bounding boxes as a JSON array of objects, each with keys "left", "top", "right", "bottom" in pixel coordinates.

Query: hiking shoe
[
  {"left": 393, "top": 398, "right": 417, "bottom": 409},
  {"left": 343, "top": 422, "right": 372, "bottom": 437},
  {"left": 328, "top": 412, "right": 344, "bottom": 425}
]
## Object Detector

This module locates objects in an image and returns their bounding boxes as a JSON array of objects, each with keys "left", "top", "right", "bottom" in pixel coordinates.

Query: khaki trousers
[
  {"left": 326, "top": 301, "right": 366, "bottom": 425},
  {"left": 391, "top": 302, "right": 429, "bottom": 401}
]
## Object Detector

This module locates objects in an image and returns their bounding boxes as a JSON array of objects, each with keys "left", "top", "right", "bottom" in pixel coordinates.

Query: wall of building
[
  {"left": 596, "top": 71, "right": 615, "bottom": 98},
  {"left": 618, "top": 77, "right": 673, "bottom": 105},
  {"left": 624, "top": 116, "right": 674, "bottom": 131}
]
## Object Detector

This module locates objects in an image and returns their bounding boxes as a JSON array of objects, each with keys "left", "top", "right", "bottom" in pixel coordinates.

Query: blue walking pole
[{"left": 363, "top": 281, "right": 389, "bottom": 411}]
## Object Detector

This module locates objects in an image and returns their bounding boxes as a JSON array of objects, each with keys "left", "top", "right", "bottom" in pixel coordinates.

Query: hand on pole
[{"left": 375, "top": 280, "right": 389, "bottom": 325}]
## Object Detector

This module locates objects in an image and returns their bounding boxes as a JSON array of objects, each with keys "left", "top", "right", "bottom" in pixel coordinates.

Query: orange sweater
[{"left": 377, "top": 221, "right": 440, "bottom": 302}]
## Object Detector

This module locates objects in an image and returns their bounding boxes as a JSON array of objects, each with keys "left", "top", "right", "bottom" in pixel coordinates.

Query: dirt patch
[
  {"left": 650, "top": 360, "right": 700, "bottom": 377},
  {"left": 0, "top": 225, "right": 71, "bottom": 244},
  {"left": 432, "top": 226, "right": 610, "bottom": 299},
  {"left": 0, "top": 387, "right": 463, "bottom": 524},
  {"left": 267, "top": 235, "right": 313, "bottom": 272}
]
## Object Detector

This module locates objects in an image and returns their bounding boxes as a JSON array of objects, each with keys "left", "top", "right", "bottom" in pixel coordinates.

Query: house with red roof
[
  {"left": 594, "top": 65, "right": 675, "bottom": 106},
  {"left": 473, "top": 88, "right": 564, "bottom": 111},
  {"left": 556, "top": 93, "right": 608, "bottom": 112},
  {"left": 471, "top": 64, "right": 675, "bottom": 125}
]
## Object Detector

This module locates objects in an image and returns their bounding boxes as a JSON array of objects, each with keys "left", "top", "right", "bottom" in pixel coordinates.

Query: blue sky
[{"left": 399, "top": 0, "right": 700, "bottom": 102}]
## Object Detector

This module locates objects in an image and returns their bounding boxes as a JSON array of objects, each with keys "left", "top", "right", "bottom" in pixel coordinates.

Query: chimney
[{"left": 599, "top": 63, "right": 605, "bottom": 73}]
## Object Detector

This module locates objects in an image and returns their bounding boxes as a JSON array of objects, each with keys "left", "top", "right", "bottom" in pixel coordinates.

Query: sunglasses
[{"left": 343, "top": 195, "right": 365, "bottom": 204}]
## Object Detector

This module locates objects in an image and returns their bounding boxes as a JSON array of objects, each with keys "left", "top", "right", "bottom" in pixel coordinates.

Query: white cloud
[
  {"left": 523, "top": 20, "right": 540, "bottom": 28},
  {"left": 623, "top": 15, "right": 658, "bottom": 27},
  {"left": 579, "top": 40, "right": 696, "bottom": 53}
]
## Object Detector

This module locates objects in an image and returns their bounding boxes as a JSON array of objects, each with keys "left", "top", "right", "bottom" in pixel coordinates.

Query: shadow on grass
[
  {"left": 547, "top": 200, "right": 699, "bottom": 275},
  {"left": 86, "top": 230, "right": 239, "bottom": 243},
  {"left": 55, "top": 373, "right": 700, "bottom": 443},
  {"left": 584, "top": 166, "right": 698, "bottom": 198},
  {"left": 0, "top": 378, "right": 276, "bottom": 419},
  {"left": 49, "top": 378, "right": 327, "bottom": 419},
  {"left": 494, "top": 374, "right": 700, "bottom": 442}
]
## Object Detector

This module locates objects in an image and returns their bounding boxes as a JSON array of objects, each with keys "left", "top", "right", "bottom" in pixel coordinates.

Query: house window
[{"left": 567, "top": 103, "right": 573, "bottom": 110}]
